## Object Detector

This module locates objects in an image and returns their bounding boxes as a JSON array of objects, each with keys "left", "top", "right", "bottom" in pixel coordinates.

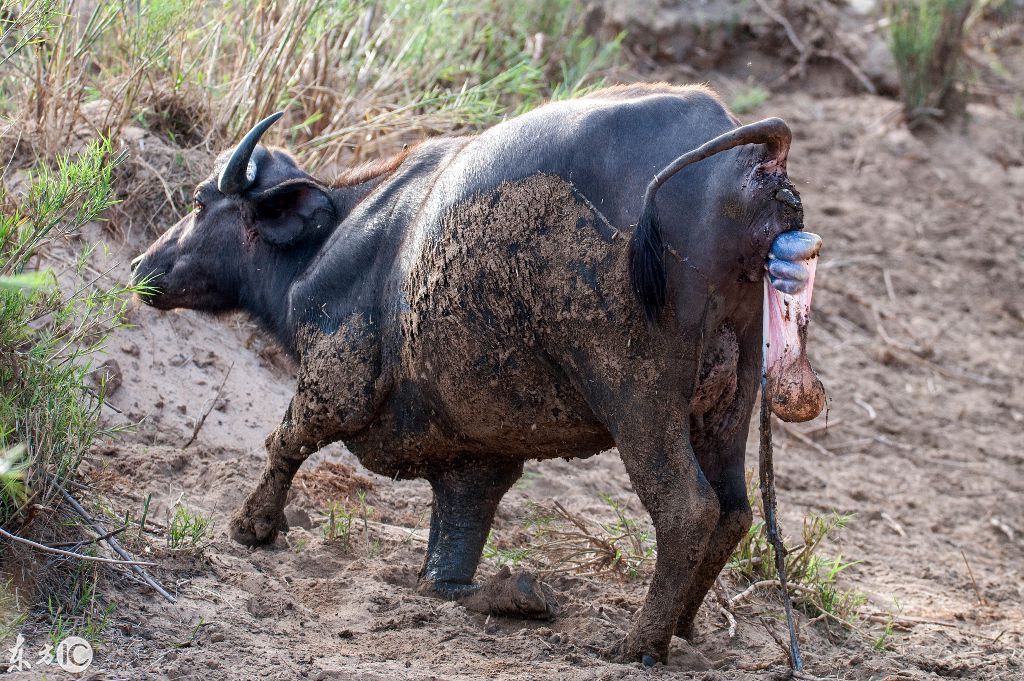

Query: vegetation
[
  {"left": 47, "top": 567, "right": 115, "bottom": 647},
  {"left": 728, "top": 476, "right": 865, "bottom": 626},
  {"left": 730, "top": 85, "right": 770, "bottom": 115},
  {"left": 1, "top": 0, "right": 620, "bottom": 226},
  {"left": 0, "top": 134, "right": 140, "bottom": 643},
  {"left": 0, "top": 136, "right": 134, "bottom": 520},
  {"left": 168, "top": 505, "right": 215, "bottom": 550},
  {"left": 322, "top": 499, "right": 356, "bottom": 550},
  {"left": 885, "top": 0, "right": 974, "bottom": 125},
  {"left": 481, "top": 478, "right": 864, "bottom": 635},
  {"left": 490, "top": 494, "right": 656, "bottom": 580}
]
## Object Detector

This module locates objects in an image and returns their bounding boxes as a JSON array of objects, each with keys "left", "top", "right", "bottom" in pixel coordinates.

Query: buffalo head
[{"left": 131, "top": 112, "right": 338, "bottom": 312}]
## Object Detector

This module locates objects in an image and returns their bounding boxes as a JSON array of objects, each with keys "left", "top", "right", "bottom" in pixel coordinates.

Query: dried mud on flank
[{"left": 11, "top": 91, "right": 1021, "bottom": 680}]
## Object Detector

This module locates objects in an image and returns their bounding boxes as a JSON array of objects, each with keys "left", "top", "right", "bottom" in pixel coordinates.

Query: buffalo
[{"left": 132, "top": 83, "right": 824, "bottom": 665}]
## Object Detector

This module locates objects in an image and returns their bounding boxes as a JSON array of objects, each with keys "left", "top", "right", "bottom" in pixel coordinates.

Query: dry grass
[
  {"left": 506, "top": 496, "right": 655, "bottom": 580},
  {"left": 2, "top": 0, "right": 619, "bottom": 234},
  {"left": 728, "top": 474, "right": 865, "bottom": 631}
]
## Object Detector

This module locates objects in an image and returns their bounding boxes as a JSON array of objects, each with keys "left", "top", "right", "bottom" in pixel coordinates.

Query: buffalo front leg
[
  {"left": 230, "top": 316, "right": 381, "bottom": 547},
  {"left": 229, "top": 402, "right": 328, "bottom": 547},
  {"left": 605, "top": 419, "right": 719, "bottom": 665}
]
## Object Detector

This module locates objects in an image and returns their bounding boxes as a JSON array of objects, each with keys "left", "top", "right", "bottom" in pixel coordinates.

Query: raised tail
[{"left": 629, "top": 117, "right": 793, "bottom": 324}]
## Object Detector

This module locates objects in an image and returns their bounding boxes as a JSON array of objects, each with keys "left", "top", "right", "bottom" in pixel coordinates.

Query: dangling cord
[{"left": 760, "top": 277, "right": 804, "bottom": 673}]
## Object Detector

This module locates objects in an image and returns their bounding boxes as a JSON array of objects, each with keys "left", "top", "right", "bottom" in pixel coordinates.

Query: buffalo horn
[{"left": 218, "top": 111, "right": 285, "bottom": 195}]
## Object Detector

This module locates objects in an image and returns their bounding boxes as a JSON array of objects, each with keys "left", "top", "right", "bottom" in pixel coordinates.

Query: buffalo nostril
[{"left": 130, "top": 254, "right": 144, "bottom": 273}]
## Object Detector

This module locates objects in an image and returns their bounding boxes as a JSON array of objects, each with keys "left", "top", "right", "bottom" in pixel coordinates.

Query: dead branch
[
  {"left": 53, "top": 480, "right": 177, "bottom": 603},
  {"left": 755, "top": 0, "right": 877, "bottom": 95},
  {"left": 184, "top": 361, "right": 234, "bottom": 448},
  {"left": 0, "top": 526, "right": 155, "bottom": 566}
]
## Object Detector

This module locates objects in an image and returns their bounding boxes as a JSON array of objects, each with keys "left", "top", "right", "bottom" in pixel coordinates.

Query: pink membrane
[
  {"left": 764, "top": 256, "right": 817, "bottom": 371},
  {"left": 763, "top": 256, "right": 824, "bottom": 422}
]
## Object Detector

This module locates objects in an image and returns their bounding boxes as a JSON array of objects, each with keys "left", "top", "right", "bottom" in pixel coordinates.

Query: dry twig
[
  {"left": 754, "top": 0, "right": 877, "bottom": 95},
  {"left": 54, "top": 481, "right": 177, "bottom": 603},
  {"left": 0, "top": 526, "right": 155, "bottom": 566},
  {"left": 184, "top": 361, "right": 234, "bottom": 448}
]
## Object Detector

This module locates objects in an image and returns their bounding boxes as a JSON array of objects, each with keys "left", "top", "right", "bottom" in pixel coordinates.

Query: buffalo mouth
[
  {"left": 130, "top": 257, "right": 168, "bottom": 308},
  {"left": 762, "top": 230, "right": 825, "bottom": 422}
]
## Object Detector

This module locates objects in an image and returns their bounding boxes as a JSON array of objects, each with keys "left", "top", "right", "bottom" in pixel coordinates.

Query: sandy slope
[{"left": 8, "top": 87, "right": 1023, "bottom": 680}]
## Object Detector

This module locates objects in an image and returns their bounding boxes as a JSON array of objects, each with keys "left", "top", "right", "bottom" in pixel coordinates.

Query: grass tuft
[
  {"left": 168, "top": 505, "right": 214, "bottom": 550},
  {"left": 730, "top": 85, "right": 770, "bottom": 115},
  {"left": 322, "top": 499, "right": 356, "bottom": 551},
  {"left": 728, "top": 474, "right": 865, "bottom": 626},
  {"left": 518, "top": 495, "right": 655, "bottom": 580},
  {"left": 885, "top": 0, "right": 974, "bottom": 126}
]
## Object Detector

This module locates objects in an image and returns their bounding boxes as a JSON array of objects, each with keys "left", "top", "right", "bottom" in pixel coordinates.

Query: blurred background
[{"left": 1, "top": 1, "right": 1022, "bottom": 679}]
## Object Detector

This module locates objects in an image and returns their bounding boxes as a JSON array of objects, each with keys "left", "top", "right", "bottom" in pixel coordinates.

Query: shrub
[
  {"left": 0, "top": 136, "right": 141, "bottom": 641},
  {"left": 885, "top": 0, "right": 974, "bottom": 126}
]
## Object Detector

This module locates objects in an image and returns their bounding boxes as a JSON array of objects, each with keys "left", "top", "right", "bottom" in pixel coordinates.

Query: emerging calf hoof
[
  {"left": 229, "top": 506, "right": 286, "bottom": 547},
  {"left": 461, "top": 566, "right": 559, "bottom": 620}
]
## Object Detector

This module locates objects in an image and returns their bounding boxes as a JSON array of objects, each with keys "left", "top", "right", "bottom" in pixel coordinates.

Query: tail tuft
[{"left": 629, "top": 198, "right": 666, "bottom": 324}]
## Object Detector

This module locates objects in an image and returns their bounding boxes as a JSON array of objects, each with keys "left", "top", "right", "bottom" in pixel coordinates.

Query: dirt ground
[{"left": 8, "top": 64, "right": 1024, "bottom": 681}]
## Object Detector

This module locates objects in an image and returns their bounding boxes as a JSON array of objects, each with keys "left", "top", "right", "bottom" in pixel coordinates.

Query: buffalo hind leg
[
  {"left": 674, "top": 461, "right": 751, "bottom": 640},
  {"left": 676, "top": 332, "right": 759, "bottom": 639},
  {"left": 603, "top": 417, "right": 719, "bottom": 665},
  {"left": 417, "top": 460, "right": 557, "bottom": 619}
]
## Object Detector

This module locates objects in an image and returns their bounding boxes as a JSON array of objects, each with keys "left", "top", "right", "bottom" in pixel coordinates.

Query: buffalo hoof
[
  {"left": 229, "top": 506, "right": 286, "bottom": 547},
  {"left": 460, "top": 566, "right": 559, "bottom": 620},
  {"left": 601, "top": 633, "right": 712, "bottom": 669}
]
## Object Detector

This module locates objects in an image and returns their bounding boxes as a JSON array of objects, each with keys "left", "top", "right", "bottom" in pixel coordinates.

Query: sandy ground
[{"left": 7, "top": 85, "right": 1023, "bottom": 680}]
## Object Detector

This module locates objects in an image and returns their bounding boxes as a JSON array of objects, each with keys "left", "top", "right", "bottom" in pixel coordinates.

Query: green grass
[
  {"left": 873, "top": 597, "right": 903, "bottom": 650},
  {"left": 730, "top": 85, "right": 770, "bottom": 115},
  {"left": 168, "top": 506, "right": 214, "bottom": 550},
  {"left": 886, "top": 0, "right": 973, "bottom": 123},
  {"left": 46, "top": 567, "right": 115, "bottom": 648},
  {"left": 322, "top": 500, "right": 356, "bottom": 550},
  {"left": 483, "top": 532, "right": 530, "bottom": 568},
  {"left": 728, "top": 476, "right": 865, "bottom": 625}
]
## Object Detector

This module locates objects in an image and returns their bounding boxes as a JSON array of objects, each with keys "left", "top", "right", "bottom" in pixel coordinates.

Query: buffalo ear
[{"left": 249, "top": 179, "right": 336, "bottom": 247}]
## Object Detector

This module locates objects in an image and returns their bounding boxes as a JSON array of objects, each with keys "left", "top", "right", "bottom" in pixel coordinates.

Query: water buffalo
[{"left": 132, "top": 83, "right": 824, "bottom": 665}]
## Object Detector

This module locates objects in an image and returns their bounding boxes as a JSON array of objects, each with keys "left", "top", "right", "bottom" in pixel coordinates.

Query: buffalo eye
[{"left": 193, "top": 196, "right": 205, "bottom": 213}]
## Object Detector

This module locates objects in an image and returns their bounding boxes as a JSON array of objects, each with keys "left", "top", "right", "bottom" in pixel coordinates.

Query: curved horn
[{"left": 218, "top": 111, "right": 285, "bottom": 195}]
